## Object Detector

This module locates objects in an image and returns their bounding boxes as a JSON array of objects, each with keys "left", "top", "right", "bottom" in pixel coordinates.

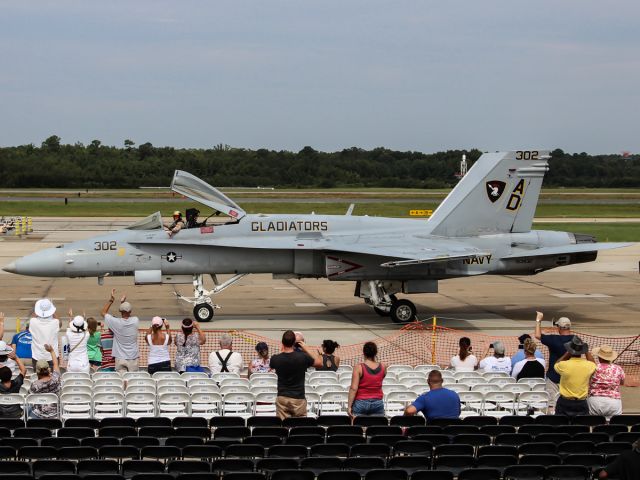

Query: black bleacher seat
[
  {"left": 58, "top": 446, "right": 99, "bottom": 460},
  {"left": 15, "top": 427, "right": 53, "bottom": 439},
  {"left": 85, "top": 475, "right": 125, "bottom": 480},
  {"left": 557, "top": 440, "right": 596, "bottom": 456},
  {"left": 478, "top": 445, "right": 517, "bottom": 457},
  {"left": 245, "top": 435, "right": 281, "bottom": 448},
  {"left": 317, "top": 415, "right": 351, "bottom": 427},
  {"left": 255, "top": 458, "right": 299, "bottom": 475},
  {"left": 122, "top": 437, "right": 160, "bottom": 449},
  {"left": 284, "top": 435, "right": 323, "bottom": 447},
  {"left": 100, "top": 418, "right": 136, "bottom": 429},
  {"left": 0, "top": 460, "right": 32, "bottom": 474},
  {"left": 499, "top": 416, "right": 535, "bottom": 427},
  {"left": 350, "top": 443, "right": 391, "bottom": 458},
  {"left": 365, "top": 426, "right": 403, "bottom": 437},
  {"left": 394, "top": 440, "right": 433, "bottom": 457},
  {"left": 354, "top": 416, "right": 389, "bottom": 427},
  {"left": 610, "top": 414, "right": 640, "bottom": 426},
  {"left": 137, "top": 418, "right": 172, "bottom": 428},
  {"left": 502, "top": 464, "right": 545, "bottom": 480},
  {"left": 495, "top": 433, "right": 532, "bottom": 446},
  {"left": 596, "top": 441, "right": 632, "bottom": 455},
  {"left": 364, "top": 469, "right": 408, "bottom": 480},
  {"left": 476, "top": 454, "right": 518, "bottom": 474},
  {"left": 433, "top": 454, "right": 475, "bottom": 476},
  {"left": 99, "top": 427, "right": 137, "bottom": 439},
  {"left": 368, "top": 434, "right": 406, "bottom": 447},
  {"left": 32, "top": 459, "right": 76, "bottom": 478},
  {"left": 41, "top": 437, "right": 81, "bottom": 449},
  {"left": 0, "top": 445, "right": 17, "bottom": 458},
  {"left": 167, "top": 460, "right": 212, "bottom": 475},
  {"left": 270, "top": 471, "right": 314, "bottom": 480},
  {"left": 300, "top": 456, "right": 343, "bottom": 475},
  {"left": 519, "top": 425, "right": 550, "bottom": 436},
  {"left": 544, "top": 465, "right": 590, "bottom": 480},
  {"left": 387, "top": 455, "right": 432, "bottom": 475},
  {"left": 411, "top": 434, "right": 450, "bottom": 446},
  {"left": 224, "top": 444, "right": 265, "bottom": 459},
  {"left": 247, "top": 417, "right": 282, "bottom": 428},
  {"left": 98, "top": 445, "right": 140, "bottom": 461},
  {"left": 309, "top": 443, "right": 350, "bottom": 457},
  {"left": 443, "top": 425, "right": 479, "bottom": 436},
  {"left": 65, "top": 419, "right": 100, "bottom": 429},
  {"left": 174, "top": 428, "right": 210, "bottom": 439},
  {"left": 77, "top": 459, "right": 120, "bottom": 476},
  {"left": 462, "top": 416, "right": 498, "bottom": 427},
  {"left": 251, "top": 427, "right": 288, "bottom": 438},
  {"left": 317, "top": 471, "right": 359, "bottom": 480},
  {"left": 39, "top": 475, "right": 79, "bottom": 480},
  {"left": 206, "top": 439, "right": 236, "bottom": 450},
  {"left": 210, "top": 417, "right": 245, "bottom": 428},
  {"left": 181, "top": 445, "right": 223, "bottom": 461},
  {"left": 453, "top": 434, "right": 491, "bottom": 447},
  {"left": 407, "top": 426, "right": 444, "bottom": 436},
  {"left": 222, "top": 473, "right": 266, "bottom": 480},
  {"left": 131, "top": 474, "right": 174, "bottom": 480},
  {"left": 0, "top": 418, "right": 26, "bottom": 430},
  {"left": 138, "top": 427, "right": 176, "bottom": 438},
  {"left": 166, "top": 436, "right": 205, "bottom": 448},
  {"left": 19, "top": 446, "right": 58, "bottom": 460},
  {"left": 517, "top": 442, "right": 556, "bottom": 455},
  {"left": 140, "top": 446, "right": 182, "bottom": 461},
  {"left": 327, "top": 425, "right": 363, "bottom": 437},
  {"left": 173, "top": 418, "right": 209, "bottom": 429},
  {"left": 82, "top": 437, "right": 119, "bottom": 449},
  {"left": 571, "top": 415, "right": 605, "bottom": 426},
  {"left": 613, "top": 431, "right": 640, "bottom": 443},
  {"left": 429, "top": 419, "right": 462, "bottom": 427},
  {"left": 480, "top": 425, "right": 516, "bottom": 437},
  {"left": 27, "top": 419, "right": 62, "bottom": 430},
  {"left": 519, "top": 454, "right": 561, "bottom": 466},
  {"left": 326, "top": 434, "right": 363, "bottom": 446},
  {"left": 564, "top": 453, "right": 605, "bottom": 468},
  {"left": 175, "top": 474, "right": 219, "bottom": 480},
  {"left": 211, "top": 458, "right": 256, "bottom": 474},
  {"left": 0, "top": 426, "right": 13, "bottom": 438},
  {"left": 434, "top": 444, "right": 474, "bottom": 457},
  {"left": 282, "top": 417, "right": 317, "bottom": 428},
  {"left": 58, "top": 428, "right": 96, "bottom": 440},
  {"left": 573, "top": 432, "right": 609, "bottom": 444},
  {"left": 457, "top": 468, "right": 501, "bottom": 480},
  {"left": 288, "top": 426, "right": 325, "bottom": 437},
  {"left": 533, "top": 433, "right": 571, "bottom": 445},
  {"left": 593, "top": 424, "right": 628, "bottom": 437},
  {"left": 343, "top": 456, "right": 386, "bottom": 475},
  {"left": 390, "top": 416, "right": 425, "bottom": 427},
  {"left": 631, "top": 424, "right": 640, "bottom": 432},
  {"left": 4, "top": 438, "right": 39, "bottom": 449},
  {"left": 410, "top": 472, "right": 454, "bottom": 480},
  {"left": 554, "top": 425, "right": 590, "bottom": 436},
  {"left": 121, "top": 460, "right": 165, "bottom": 479},
  {"left": 212, "top": 426, "right": 250, "bottom": 440},
  {"left": 267, "top": 444, "right": 306, "bottom": 458},
  {"left": 534, "top": 415, "right": 569, "bottom": 425}
]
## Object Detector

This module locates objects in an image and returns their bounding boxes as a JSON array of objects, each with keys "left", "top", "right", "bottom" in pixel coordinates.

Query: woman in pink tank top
[{"left": 347, "top": 341, "right": 386, "bottom": 418}]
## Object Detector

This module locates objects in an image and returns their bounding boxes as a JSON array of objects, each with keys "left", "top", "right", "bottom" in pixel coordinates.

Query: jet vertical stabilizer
[{"left": 426, "top": 150, "right": 550, "bottom": 237}]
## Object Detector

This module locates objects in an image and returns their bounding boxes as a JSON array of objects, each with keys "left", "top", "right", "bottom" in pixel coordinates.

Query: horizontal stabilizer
[{"left": 502, "top": 242, "right": 633, "bottom": 259}]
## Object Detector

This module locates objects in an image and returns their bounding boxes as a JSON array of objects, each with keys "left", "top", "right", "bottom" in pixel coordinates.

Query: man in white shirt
[
  {"left": 30, "top": 299, "right": 61, "bottom": 370},
  {"left": 101, "top": 289, "right": 140, "bottom": 373},
  {"left": 479, "top": 341, "right": 512, "bottom": 374},
  {"left": 209, "top": 333, "right": 243, "bottom": 375}
]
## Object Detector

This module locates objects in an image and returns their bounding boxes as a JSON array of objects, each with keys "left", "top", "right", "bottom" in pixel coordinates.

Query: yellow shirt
[{"left": 554, "top": 357, "right": 597, "bottom": 400}]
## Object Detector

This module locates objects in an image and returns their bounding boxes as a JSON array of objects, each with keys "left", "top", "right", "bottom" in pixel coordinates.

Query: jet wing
[
  {"left": 501, "top": 242, "right": 632, "bottom": 259},
  {"left": 171, "top": 170, "right": 246, "bottom": 220}
]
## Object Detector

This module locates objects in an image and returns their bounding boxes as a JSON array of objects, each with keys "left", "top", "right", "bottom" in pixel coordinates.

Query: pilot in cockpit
[
  {"left": 165, "top": 211, "right": 185, "bottom": 237},
  {"left": 185, "top": 208, "right": 202, "bottom": 229}
]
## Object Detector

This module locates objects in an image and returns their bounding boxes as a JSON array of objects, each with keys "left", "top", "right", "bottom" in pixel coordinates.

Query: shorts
[
  {"left": 89, "top": 360, "right": 102, "bottom": 367},
  {"left": 276, "top": 396, "right": 307, "bottom": 420},
  {"left": 352, "top": 399, "right": 385, "bottom": 416},
  {"left": 148, "top": 360, "right": 172, "bottom": 375},
  {"left": 555, "top": 396, "right": 589, "bottom": 417},
  {"left": 587, "top": 396, "right": 622, "bottom": 420},
  {"left": 115, "top": 358, "right": 139, "bottom": 373}
]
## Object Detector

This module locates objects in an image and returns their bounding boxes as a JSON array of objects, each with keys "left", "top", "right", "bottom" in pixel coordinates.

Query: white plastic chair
[
  {"left": 190, "top": 391, "right": 222, "bottom": 417},
  {"left": 152, "top": 371, "right": 181, "bottom": 380},
  {"left": 122, "top": 371, "right": 151, "bottom": 380},
  {"left": 518, "top": 391, "right": 550, "bottom": 416},
  {"left": 305, "top": 391, "right": 321, "bottom": 417},
  {"left": 223, "top": 392, "right": 255, "bottom": 417},
  {"left": 0, "top": 394, "right": 25, "bottom": 419},
  {"left": 250, "top": 372, "right": 278, "bottom": 379},
  {"left": 457, "top": 377, "right": 488, "bottom": 387},
  {"left": 220, "top": 378, "right": 250, "bottom": 388},
  {"left": 60, "top": 393, "right": 92, "bottom": 420},
  {"left": 180, "top": 372, "right": 209, "bottom": 381},
  {"left": 188, "top": 378, "right": 218, "bottom": 388},
  {"left": 447, "top": 383, "right": 471, "bottom": 393},
  {"left": 249, "top": 377, "right": 278, "bottom": 388},
  {"left": 384, "top": 391, "right": 416, "bottom": 416},
  {"left": 471, "top": 383, "right": 498, "bottom": 394},
  {"left": 399, "top": 378, "right": 426, "bottom": 388},
  {"left": 62, "top": 372, "right": 92, "bottom": 381},
  {"left": 25, "top": 393, "right": 59, "bottom": 419},
  {"left": 220, "top": 385, "right": 251, "bottom": 396},
  {"left": 158, "top": 392, "right": 191, "bottom": 418},
  {"left": 517, "top": 377, "right": 546, "bottom": 387},
  {"left": 487, "top": 376, "right": 516, "bottom": 386},
  {"left": 411, "top": 386, "right": 428, "bottom": 396},
  {"left": 336, "top": 365, "right": 353, "bottom": 373},
  {"left": 157, "top": 385, "right": 189, "bottom": 395},
  {"left": 387, "top": 365, "right": 414, "bottom": 375},
  {"left": 458, "top": 391, "right": 485, "bottom": 417},
  {"left": 94, "top": 377, "right": 125, "bottom": 389},
  {"left": 483, "top": 391, "right": 517, "bottom": 418},
  {"left": 62, "top": 378, "right": 93, "bottom": 388},
  {"left": 501, "top": 384, "right": 531, "bottom": 396},
  {"left": 93, "top": 384, "right": 125, "bottom": 395},
  {"left": 126, "top": 378, "right": 155, "bottom": 389},
  {"left": 414, "top": 364, "right": 441, "bottom": 373},
  {"left": 308, "top": 377, "right": 341, "bottom": 387},
  {"left": 309, "top": 371, "right": 338, "bottom": 381},
  {"left": 454, "top": 371, "right": 481, "bottom": 380},
  {"left": 319, "top": 391, "right": 349, "bottom": 415},
  {"left": 189, "top": 385, "right": 220, "bottom": 395},
  {"left": 532, "top": 383, "right": 547, "bottom": 392},
  {"left": 250, "top": 386, "right": 277, "bottom": 395},
  {"left": 93, "top": 392, "right": 125, "bottom": 419},
  {"left": 156, "top": 378, "right": 186, "bottom": 389},
  {"left": 482, "top": 372, "right": 510, "bottom": 380},
  {"left": 313, "top": 384, "right": 346, "bottom": 395},
  {"left": 61, "top": 385, "right": 93, "bottom": 395},
  {"left": 92, "top": 371, "right": 122, "bottom": 380},
  {"left": 253, "top": 392, "right": 277, "bottom": 416},
  {"left": 124, "top": 391, "right": 156, "bottom": 418},
  {"left": 398, "top": 371, "right": 426, "bottom": 381},
  {"left": 212, "top": 372, "right": 240, "bottom": 384},
  {"left": 381, "top": 384, "right": 409, "bottom": 395}
]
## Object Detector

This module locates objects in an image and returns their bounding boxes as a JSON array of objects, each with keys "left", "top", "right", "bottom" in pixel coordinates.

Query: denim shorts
[{"left": 352, "top": 398, "right": 385, "bottom": 416}]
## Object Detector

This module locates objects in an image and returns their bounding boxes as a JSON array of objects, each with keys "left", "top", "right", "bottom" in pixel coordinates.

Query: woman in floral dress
[{"left": 174, "top": 318, "right": 206, "bottom": 373}]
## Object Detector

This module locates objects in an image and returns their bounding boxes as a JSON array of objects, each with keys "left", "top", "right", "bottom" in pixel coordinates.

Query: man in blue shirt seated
[{"left": 403, "top": 370, "right": 461, "bottom": 420}]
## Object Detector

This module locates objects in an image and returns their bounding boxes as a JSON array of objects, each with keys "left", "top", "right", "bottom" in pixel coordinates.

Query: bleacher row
[
  {"left": 4, "top": 368, "right": 553, "bottom": 420},
  {"left": 0, "top": 414, "right": 638, "bottom": 480}
]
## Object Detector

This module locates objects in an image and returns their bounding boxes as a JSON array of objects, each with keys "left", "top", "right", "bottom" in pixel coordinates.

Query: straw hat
[{"left": 593, "top": 345, "right": 617, "bottom": 362}]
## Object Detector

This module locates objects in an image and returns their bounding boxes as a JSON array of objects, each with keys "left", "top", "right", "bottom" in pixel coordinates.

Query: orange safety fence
[{"left": 134, "top": 318, "right": 639, "bottom": 386}]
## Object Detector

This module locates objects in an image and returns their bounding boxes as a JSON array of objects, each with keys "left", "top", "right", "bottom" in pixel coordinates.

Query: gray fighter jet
[{"left": 3, "top": 150, "right": 630, "bottom": 323}]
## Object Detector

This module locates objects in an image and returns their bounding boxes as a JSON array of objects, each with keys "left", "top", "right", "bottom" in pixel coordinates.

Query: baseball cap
[
  {"left": 151, "top": 316, "right": 164, "bottom": 327},
  {"left": 255, "top": 342, "right": 268, "bottom": 352},
  {"left": 492, "top": 341, "right": 505, "bottom": 355},
  {"left": 555, "top": 317, "right": 571, "bottom": 329},
  {"left": 0, "top": 341, "right": 13, "bottom": 355},
  {"left": 119, "top": 302, "right": 132, "bottom": 313},
  {"left": 34, "top": 298, "right": 56, "bottom": 318}
]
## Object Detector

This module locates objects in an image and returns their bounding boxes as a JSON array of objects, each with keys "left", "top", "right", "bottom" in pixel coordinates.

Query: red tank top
[{"left": 355, "top": 363, "right": 384, "bottom": 400}]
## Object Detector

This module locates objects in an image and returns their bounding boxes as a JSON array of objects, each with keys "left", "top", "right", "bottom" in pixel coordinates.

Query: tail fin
[{"left": 426, "top": 150, "right": 550, "bottom": 237}]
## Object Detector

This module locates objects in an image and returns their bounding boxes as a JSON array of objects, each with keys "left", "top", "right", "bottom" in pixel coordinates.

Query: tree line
[{"left": 0, "top": 136, "right": 637, "bottom": 188}]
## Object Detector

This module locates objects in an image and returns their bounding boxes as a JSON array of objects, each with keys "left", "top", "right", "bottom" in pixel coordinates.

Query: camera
[{"left": 489, "top": 344, "right": 494, "bottom": 349}]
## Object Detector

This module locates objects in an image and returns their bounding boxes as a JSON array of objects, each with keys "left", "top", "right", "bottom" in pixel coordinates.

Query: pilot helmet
[{"left": 173, "top": 211, "right": 181, "bottom": 217}]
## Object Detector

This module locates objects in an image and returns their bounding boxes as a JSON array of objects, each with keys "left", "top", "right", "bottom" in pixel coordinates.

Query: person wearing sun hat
[
  {"left": 553, "top": 335, "right": 597, "bottom": 416},
  {"left": 66, "top": 314, "right": 90, "bottom": 373},
  {"left": 145, "top": 316, "right": 172, "bottom": 374},
  {"left": 29, "top": 299, "right": 61, "bottom": 370},
  {"left": 0, "top": 341, "right": 20, "bottom": 379},
  {"left": 588, "top": 345, "right": 625, "bottom": 419}
]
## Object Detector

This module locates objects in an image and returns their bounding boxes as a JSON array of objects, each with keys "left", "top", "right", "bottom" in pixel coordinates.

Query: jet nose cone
[{"left": 2, "top": 261, "right": 17, "bottom": 273}]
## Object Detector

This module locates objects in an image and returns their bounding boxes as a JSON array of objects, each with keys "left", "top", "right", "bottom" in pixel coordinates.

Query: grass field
[{"left": 532, "top": 223, "right": 640, "bottom": 242}]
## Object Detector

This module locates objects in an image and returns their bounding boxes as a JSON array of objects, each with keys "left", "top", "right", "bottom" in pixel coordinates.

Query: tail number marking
[
  {"left": 515, "top": 150, "right": 539, "bottom": 160},
  {"left": 506, "top": 179, "right": 526, "bottom": 211}
]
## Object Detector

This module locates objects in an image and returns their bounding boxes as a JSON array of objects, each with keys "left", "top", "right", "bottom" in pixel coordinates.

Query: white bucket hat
[
  {"left": 71, "top": 315, "right": 86, "bottom": 332},
  {"left": 0, "top": 341, "right": 13, "bottom": 355},
  {"left": 34, "top": 298, "right": 56, "bottom": 318}
]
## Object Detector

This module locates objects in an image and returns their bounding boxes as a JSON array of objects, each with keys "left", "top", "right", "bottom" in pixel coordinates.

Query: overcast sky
[{"left": 1, "top": 1, "right": 638, "bottom": 154}]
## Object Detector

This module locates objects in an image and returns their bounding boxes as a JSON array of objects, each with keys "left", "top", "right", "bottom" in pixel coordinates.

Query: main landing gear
[
  {"left": 360, "top": 280, "right": 417, "bottom": 324},
  {"left": 175, "top": 273, "right": 247, "bottom": 322}
]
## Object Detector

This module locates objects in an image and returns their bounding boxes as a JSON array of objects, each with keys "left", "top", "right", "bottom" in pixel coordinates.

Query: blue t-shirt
[
  {"left": 540, "top": 334, "right": 573, "bottom": 383},
  {"left": 412, "top": 388, "right": 461, "bottom": 420},
  {"left": 511, "top": 349, "right": 544, "bottom": 367},
  {"left": 11, "top": 331, "right": 32, "bottom": 359}
]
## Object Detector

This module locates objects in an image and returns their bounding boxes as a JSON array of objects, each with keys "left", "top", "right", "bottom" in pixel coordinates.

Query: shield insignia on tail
[{"left": 486, "top": 181, "right": 506, "bottom": 203}]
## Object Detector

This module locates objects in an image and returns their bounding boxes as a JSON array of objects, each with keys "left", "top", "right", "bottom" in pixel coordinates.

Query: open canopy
[{"left": 171, "top": 170, "right": 246, "bottom": 220}]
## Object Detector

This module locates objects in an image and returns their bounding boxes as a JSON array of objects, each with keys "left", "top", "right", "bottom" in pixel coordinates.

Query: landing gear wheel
[
  {"left": 390, "top": 299, "right": 416, "bottom": 324},
  {"left": 193, "top": 303, "right": 214, "bottom": 322},
  {"left": 374, "top": 306, "right": 390, "bottom": 317}
]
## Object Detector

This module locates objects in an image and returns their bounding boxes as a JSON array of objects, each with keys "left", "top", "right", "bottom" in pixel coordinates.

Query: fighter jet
[{"left": 3, "top": 150, "right": 630, "bottom": 323}]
